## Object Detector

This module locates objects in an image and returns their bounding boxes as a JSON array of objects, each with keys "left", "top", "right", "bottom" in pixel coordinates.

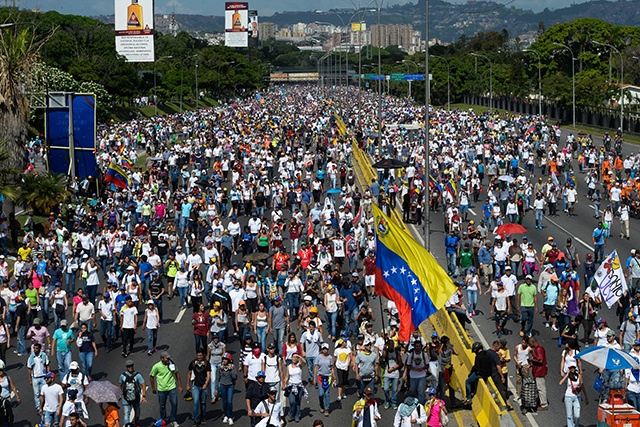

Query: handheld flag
[
  {"left": 373, "top": 205, "right": 457, "bottom": 341},
  {"left": 104, "top": 162, "right": 131, "bottom": 189},
  {"left": 307, "top": 216, "right": 314, "bottom": 238},
  {"left": 120, "top": 157, "right": 134, "bottom": 169},
  {"left": 593, "top": 250, "right": 628, "bottom": 308}
]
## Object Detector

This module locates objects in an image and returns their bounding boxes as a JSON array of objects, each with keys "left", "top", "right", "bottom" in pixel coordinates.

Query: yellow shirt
[
  {"left": 498, "top": 348, "right": 511, "bottom": 374},
  {"left": 18, "top": 246, "right": 31, "bottom": 261}
]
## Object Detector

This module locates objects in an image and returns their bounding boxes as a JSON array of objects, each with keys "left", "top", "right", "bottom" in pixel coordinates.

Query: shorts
[
  {"left": 543, "top": 304, "right": 557, "bottom": 318},
  {"left": 459, "top": 204, "right": 469, "bottom": 213},
  {"left": 337, "top": 369, "right": 350, "bottom": 387}
]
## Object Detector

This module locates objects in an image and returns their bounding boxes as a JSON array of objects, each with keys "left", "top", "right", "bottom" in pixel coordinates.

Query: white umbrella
[{"left": 576, "top": 346, "right": 640, "bottom": 370}]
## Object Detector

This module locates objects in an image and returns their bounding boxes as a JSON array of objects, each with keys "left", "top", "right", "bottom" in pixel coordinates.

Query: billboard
[
  {"left": 248, "top": 10, "right": 259, "bottom": 47},
  {"left": 115, "top": 0, "right": 155, "bottom": 62},
  {"left": 351, "top": 22, "right": 366, "bottom": 31},
  {"left": 225, "top": 2, "right": 248, "bottom": 47},
  {"left": 47, "top": 93, "right": 97, "bottom": 180}
]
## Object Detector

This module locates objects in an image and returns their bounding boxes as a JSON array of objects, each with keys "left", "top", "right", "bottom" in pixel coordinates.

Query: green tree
[{"left": 18, "top": 172, "right": 71, "bottom": 216}]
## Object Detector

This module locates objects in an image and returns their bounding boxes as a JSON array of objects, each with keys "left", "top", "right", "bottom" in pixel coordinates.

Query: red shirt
[
  {"left": 297, "top": 248, "right": 313, "bottom": 269},
  {"left": 192, "top": 312, "right": 209, "bottom": 336},
  {"left": 363, "top": 256, "right": 377, "bottom": 276},
  {"left": 531, "top": 344, "right": 548, "bottom": 378}
]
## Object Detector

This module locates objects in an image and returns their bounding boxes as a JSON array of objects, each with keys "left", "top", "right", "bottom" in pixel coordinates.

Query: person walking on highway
[
  {"left": 119, "top": 359, "right": 147, "bottom": 426},
  {"left": 560, "top": 365, "right": 589, "bottom": 427},
  {"left": 591, "top": 222, "right": 607, "bottom": 264},
  {"left": 187, "top": 349, "right": 211, "bottom": 426},
  {"left": 528, "top": 337, "right": 548, "bottom": 411},
  {"left": 517, "top": 275, "right": 538, "bottom": 338},
  {"left": 149, "top": 351, "right": 184, "bottom": 427}
]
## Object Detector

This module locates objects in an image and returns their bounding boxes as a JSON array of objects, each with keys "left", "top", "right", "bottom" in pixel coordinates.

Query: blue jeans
[
  {"left": 177, "top": 286, "right": 188, "bottom": 307},
  {"left": 17, "top": 325, "right": 27, "bottom": 354},
  {"left": 535, "top": 209, "right": 544, "bottom": 228},
  {"left": 154, "top": 297, "right": 164, "bottom": 320},
  {"left": 465, "top": 371, "right": 481, "bottom": 400},
  {"left": 41, "top": 295, "right": 51, "bottom": 325},
  {"left": 42, "top": 410, "right": 59, "bottom": 427},
  {"left": 85, "top": 285, "right": 97, "bottom": 305},
  {"left": 306, "top": 357, "right": 316, "bottom": 382},
  {"left": 158, "top": 387, "right": 178, "bottom": 423},
  {"left": 565, "top": 394, "right": 581, "bottom": 427},
  {"left": 446, "top": 252, "right": 457, "bottom": 275},
  {"left": 520, "top": 306, "right": 535, "bottom": 337},
  {"left": 147, "top": 328, "right": 158, "bottom": 351},
  {"left": 56, "top": 349, "right": 72, "bottom": 379},
  {"left": 628, "top": 390, "right": 640, "bottom": 411},
  {"left": 409, "top": 376, "right": 427, "bottom": 403},
  {"left": 219, "top": 384, "right": 234, "bottom": 419},
  {"left": 286, "top": 292, "right": 300, "bottom": 320},
  {"left": 594, "top": 244, "right": 605, "bottom": 263},
  {"left": 122, "top": 400, "right": 141, "bottom": 424},
  {"left": 384, "top": 376, "right": 399, "bottom": 407},
  {"left": 288, "top": 387, "right": 302, "bottom": 420},
  {"left": 210, "top": 363, "right": 221, "bottom": 396},
  {"left": 325, "top": 310, "right": 338, "bottom": 338},
  {"left": 359, "top": 376, "right": 376, "bottom": 398},
  {"left": 65, "top": 272, "right": 76, "bottom": 293},
  {"left": 191, "top": 384, "right": 207, "bottom": 422},
  {"left": 256, "top": 325, "right": 267, "bottom": 353},
  {"left": 347, "top": 307, "right": 358, "bottom": 336},
  {"left": 274, "top": 327, "right": 286, "bottom": 352},
  {"left": 100, "top": 318, "right": 115, "bottom": 347},
  {"left": 79, "top": 351, "right": 94, "bottom": 377},
  {"left": 318, "top": 383, "right": 331, "bottom": 411},
  {"left": 32, "top": 377, "right": 46, "bottom": 410},
  {"left": 194, "top": 334, "right": 207, "bottom": 353},
  {"left": 466, "top": 289, "right": 478, "bottom": 314}
]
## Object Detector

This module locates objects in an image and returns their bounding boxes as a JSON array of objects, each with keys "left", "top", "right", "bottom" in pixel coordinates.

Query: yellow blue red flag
[{"left": 373, "top": 204, "right": 457, "bottom": 341}]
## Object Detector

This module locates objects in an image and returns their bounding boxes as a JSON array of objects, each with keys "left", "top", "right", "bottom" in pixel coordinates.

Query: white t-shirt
[
  {"left": 254, "top": 400, "right": 284, "bottom": 427},
  {"left": 98, "top": 300, "right": 115, "bottom": 321},
  {"left": 334, "top": 347, "right": 350, "bottom": 371},
  {"left": 121, "top": 306, "right": 137, "bottom": 329},
  {"left": 244, "top": 353, "right": 266, "bottom": 382},
  {"left": 41, "top": 383, "right": 64, "bottom": 412}
]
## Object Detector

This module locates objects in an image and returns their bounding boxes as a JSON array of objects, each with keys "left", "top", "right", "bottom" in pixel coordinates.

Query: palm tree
[
  {"left": 0, "top": 26, "right": 42, "bottom": 171},
  {"left": 0, "top": 139, "right": 18, "bottom": 202},
  {"left": 17, "top": 172, "right": 71, "bottom": 216}
]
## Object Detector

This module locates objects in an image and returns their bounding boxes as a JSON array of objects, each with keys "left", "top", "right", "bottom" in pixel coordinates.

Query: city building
[
  {"left": 258, "top": 22, "right": 277, "bottom": 40},
  {"left": 370, "top": 24, "right": 419, "bottom": 52}
]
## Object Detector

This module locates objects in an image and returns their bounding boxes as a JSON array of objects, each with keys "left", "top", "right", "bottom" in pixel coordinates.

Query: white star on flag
[
  {"left": 399, "top": 267, "right": 406, "bottom": 275},
  {"left": 383, "top": 271, "right": 390, "bottom": 278},
  {"left": 391, "top": 267, "right": 398, "bottom": 274},
  {"left": 411, "top": 278, "right": 417, "bottom": 286}
]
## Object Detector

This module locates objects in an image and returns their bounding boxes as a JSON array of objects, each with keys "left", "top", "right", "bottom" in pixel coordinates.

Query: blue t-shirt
[
  {"left": 542, "top": 281, "right": 560, "bottom": 306},
  {"left": 592, "top": 228, "right": 605, "bottom": 245},
  {"left": 340, "top": 284, "right": 361, "bottom": 311},
  {"left": 115, "top": 293, "right": 128, "bottom": 312},
  {"left": 444, "top": 235, "right": 459, "bottom": 254},
  {"left": 139, "top": 262, "right": 153, "bottom": 280},
  {"left": 181, "top": 202, "right": 193, "bottom": 218}
]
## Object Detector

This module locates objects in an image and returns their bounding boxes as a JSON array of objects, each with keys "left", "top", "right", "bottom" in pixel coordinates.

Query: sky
[{"left": 18, "top": 0, "right": 599, "bottom": 17}]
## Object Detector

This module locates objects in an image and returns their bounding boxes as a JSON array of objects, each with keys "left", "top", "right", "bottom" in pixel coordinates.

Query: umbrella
[
  {"left": 494, "top": 224, "right": 527, "bottom": 237},
  {"left": 576, "top": 346, "right": 640, "bottom": 370},
  {"left": 84, "top": 380, "right": 122, "bottom": 404},
  {"left": 372, "top": 158, "right": 409, "bottom": 169},
  {"left": 498, "top": 175, "right": 514, "bottom": 183},
  {"left": 243, "top": 252, "right": 271, "bottom": 262},
  {"left": 325, "top": 188, "right": 342, "bottom": 195}
]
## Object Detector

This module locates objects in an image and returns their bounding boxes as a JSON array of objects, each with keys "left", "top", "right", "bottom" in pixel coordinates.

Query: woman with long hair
[
  {"left": 559, "top": 365, "right": 588, "bottom": 427},
  {"left": 282, "top": 332, "right": 302, "bottom": 366},
  {"left": 77, "top": 322, "right": 98, "bottom": 379},
  {"left": 283, "top": 354, "right": 306, "bottom": 423},
  {"left": 253, "top": 301, "right": 269, "bottom": 353}
]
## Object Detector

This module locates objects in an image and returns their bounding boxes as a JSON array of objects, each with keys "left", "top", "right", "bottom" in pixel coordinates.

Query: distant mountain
[{"left": 93, "top": 0, "right": 640, "bottom": 43}]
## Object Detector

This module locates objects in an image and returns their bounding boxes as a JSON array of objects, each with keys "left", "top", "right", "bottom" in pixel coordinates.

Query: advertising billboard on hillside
[
  {"left": 115, "top": 0, "right": 155, "bottom": 62},
  {"left": 248, "top": 10, "right": 259, "bottom": 47},
  {"left": 225, "top": 2, "right": 248, "bottom": 47}
]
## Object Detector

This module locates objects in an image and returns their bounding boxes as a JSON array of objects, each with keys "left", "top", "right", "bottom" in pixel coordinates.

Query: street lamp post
[
  {"left": 594, "top": 41, "right": 624, "bottom": 132},
  {"left": 471, "top": 53, "right": 492, "bottom": 113},
  {"left": 430, "top": 55, "right": 450, "bottom": 111},
  {"left": 553, "top": 42, "right": 576, "bottom": 128},
  {"left": 195, "top": 54, "right": 199, "bottom": 110},
  {"left": 376, "top": 0, "right": 384, "bottom": 151},
  {"left": 523, "top": 48, "right": 542, "bottom": 116},
  {"left": 425, "top": 0, "right": 431, "bottom": 250},
  {"left": 154, "top": 55, "right": 173, "bottom": 116},
  {"left": 399, "top": 60, "right": 419, "bottom": 98}
]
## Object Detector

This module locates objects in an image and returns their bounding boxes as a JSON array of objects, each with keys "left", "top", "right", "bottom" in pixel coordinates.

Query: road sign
[
  {"left": 404, "top": 74, "right": 424, "bottom": 81},
  {"left": 385, "top": 75, "right": 390, "bottom": 81},
  {"left": 390, "top": 73, "right": 404, "bottom": 81},
  {"left": 364, "top": 73, "right": 374, "bottom": 79}
]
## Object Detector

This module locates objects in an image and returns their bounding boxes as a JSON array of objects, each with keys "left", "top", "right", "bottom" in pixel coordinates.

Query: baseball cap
[
  {"left": 321, "top": 342, "right": 329, "bottom": 349},
  {"left": 160, "top": 351, "right": 171, "bottom": 358},
  {"left": 68, "top": 389, "right": 78, "bottom": 399},
  {"left": 268, "top": 386, "right": 278, "bottom": 393},
  {"left": 33, "top": 317, "right": 41, "bottom": 325},
  {"left": 256, "top": 371, "right": 266, "bottom": 378},
  {"left": 634, "top": 340, "right": 640, "bottom": 346},
  {"left": 607, "top": 329, "right": 616, "bottom": 337},
  {"left": 125, "top": 360, "right": 135, "bottom": 367},
  {"left": 525, "top": 274, "right": 533, "bottom": 280},
  {"left": 244, "top": 333, "right": 252, "bottom": 340},
  {"left": 267, "top": 342, "right": 276, "bottom": 349},
  {"left": 45, "top": 372, "right": 55, "bottom": 379},
  {"left": 69, "top": 361, "right": 79, "bottom": 370},
  {"left": 60, "top": 319, "right": 68, "bottom": 326},
  {"left": 303, "top": 295, "right": 312, "bottom": 301},
  {"left": 310, "top": 306, "right": 318, "bottom": 313}
]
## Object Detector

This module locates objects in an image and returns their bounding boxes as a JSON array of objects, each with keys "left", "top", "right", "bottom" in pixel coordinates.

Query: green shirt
[
  {"left": 150, "top": 360, "right": 178, "bottom": 392},
  {"left": 517, "top": 283, "right": 537, "bottom": 308},
  {"left": 52, "top": 328, "right": 74, "bottom": 352},
  {"left": 459, "top": 249, "right": 474, "bottom": 269}
]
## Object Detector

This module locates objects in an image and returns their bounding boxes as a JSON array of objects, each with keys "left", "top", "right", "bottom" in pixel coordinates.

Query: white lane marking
[
  {"left": 542, "top": 215, "right": 593, "bottom": 251},
  {"left": 469, "top": 209, "right": 477, "bottom": 216},
  {"left": 174, "top": 307, "right": 186, "bottom": 323}
]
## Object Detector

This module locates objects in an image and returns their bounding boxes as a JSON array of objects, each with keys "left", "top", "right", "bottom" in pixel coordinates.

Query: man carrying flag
[{"left": 372, "top": 205, "right": 457, "bottom": 341}]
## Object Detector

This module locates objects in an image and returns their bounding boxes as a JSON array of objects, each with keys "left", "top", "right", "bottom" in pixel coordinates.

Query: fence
[{"left": 464, "top": 94, "right": 640, "bottom": 135}]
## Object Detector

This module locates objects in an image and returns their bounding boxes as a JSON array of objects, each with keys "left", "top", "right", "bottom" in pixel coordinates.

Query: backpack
[{"left": 123, "top": 371, "right": 141, "bottom": 403}]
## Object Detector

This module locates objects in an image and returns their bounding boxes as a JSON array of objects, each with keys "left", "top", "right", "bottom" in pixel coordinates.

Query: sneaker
[
  {"left": 148, "top": 350, "right": 153, "bottom": 356},
  {"left": 227, "top": 419, "right": 233, "bottom": 426},
  {"left": 392, "top": 405, "right": 398, "bottom": 409},
  {"left": 222, "top": 417, "right": 228, "bottom": 424},
  {"left": 16, "top": 353, "right": 24, "bottom": 356},
  {"left": 383, "top": 402, "right": 390, "bottom": 409},
  {"left": 519, "top": 330, "right": 525, "bottom": 337},
  {"left": 551, "top": 325, "right": 558, "bottom": 332},
  {"left": 319, "top": 409, "right": 324, "bottom": 414},
  {"left": 171, "top": 422, "right": 179, "bottom": 427},
  {"left": 544, "top": 322, "right": 550, "bottom": 328},
  {"left": 122, "top": 352, "right": 127, "bottom": 357},
  {"left": 324, "top": 411, "right": 329, "bottom": 417}
]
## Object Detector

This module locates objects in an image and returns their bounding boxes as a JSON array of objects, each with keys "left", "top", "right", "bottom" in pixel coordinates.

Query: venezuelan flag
[
  {"left": 445, "top": 179, "right": 457, "bottom": 197},
  {"left": 524, "top": 123, "right": 536, "bottom": 136},
  {"left": 104, "top": 162, "right": 131, "bottom": 189},
  {"left": 428, "top": 174, "right": 440, "bottom": 192},
  {"left": 120, "top": 157, "right": 134, "bottom": 169},
  {"left": 373, "top": 205, "right": 456, "bottom": 341}
]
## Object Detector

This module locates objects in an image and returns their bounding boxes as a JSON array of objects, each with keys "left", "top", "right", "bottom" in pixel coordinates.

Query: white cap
[
  {"left": 69, "top": 361, "right": 79, "bottom": 370},
  {"left": 303, "top": 295, "right": 312, "bottom": 301}
]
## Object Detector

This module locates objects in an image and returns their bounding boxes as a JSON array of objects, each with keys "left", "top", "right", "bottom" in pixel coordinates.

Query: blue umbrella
[
  {"left": 576, "top": 346, "right": 640, "bottom": 370},
  {"left": 325, "top": 188, "right": 342, "bottom": 195}
]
